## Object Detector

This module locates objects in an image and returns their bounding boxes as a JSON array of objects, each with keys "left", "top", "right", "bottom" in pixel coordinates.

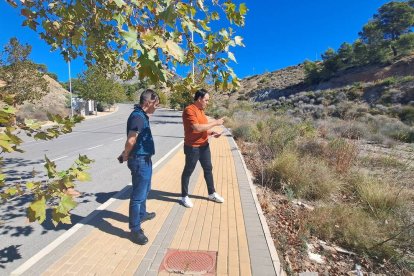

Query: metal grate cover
[{"left": 159, "top": 249, "right": 217, "bottom": 275}]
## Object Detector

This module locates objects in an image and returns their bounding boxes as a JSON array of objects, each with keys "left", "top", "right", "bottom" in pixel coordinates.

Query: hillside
[
  {"left": 16, "top": 75, "right": 70, "bottom": 122},
  {"left": 231, "top": 54, "right": 414, "bottom": 105}
]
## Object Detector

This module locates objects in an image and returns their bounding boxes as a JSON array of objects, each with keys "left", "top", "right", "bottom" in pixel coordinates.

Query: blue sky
[{"left": 0, "top": 0, "right": 389, "bottom": 82}]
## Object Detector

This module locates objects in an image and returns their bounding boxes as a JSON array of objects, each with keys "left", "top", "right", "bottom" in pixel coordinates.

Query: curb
[
  {"left": 40, "top": 105, "right": 120, "bottom": 128},
  {"left": 230, "top": 136, "right": 286, "bottom": 276},
  {"left": 82, "top": 105, "right": 120, "bottom": 120}
]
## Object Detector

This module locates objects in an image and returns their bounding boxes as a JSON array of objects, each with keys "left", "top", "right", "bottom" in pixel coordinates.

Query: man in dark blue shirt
[{"left": 121, "top": 89, "right": 159, "bottom": 245}]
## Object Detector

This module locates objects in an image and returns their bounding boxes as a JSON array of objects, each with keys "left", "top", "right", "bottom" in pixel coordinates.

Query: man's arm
[
  {"left": 192, "top": 118, "right": 224, "bottom": 132},
  {"left": 122, "top": 131, "right": 138, "bottom": 161}
]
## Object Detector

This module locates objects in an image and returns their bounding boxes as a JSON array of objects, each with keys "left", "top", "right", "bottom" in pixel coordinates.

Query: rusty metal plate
[{"left": 159, "top": 249, "right": 217, "bottom": 275}]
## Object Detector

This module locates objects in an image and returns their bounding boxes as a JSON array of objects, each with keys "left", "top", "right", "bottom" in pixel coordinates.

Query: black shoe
[
  {"left": 130, "top": 229, "right": 148, "bottom": 245},
  {"left": 141, "top": 212, "right": 156, "bottom": 223}
]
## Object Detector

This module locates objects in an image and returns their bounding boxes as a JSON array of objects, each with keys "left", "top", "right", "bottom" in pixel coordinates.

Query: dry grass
[
  {"left": 359, "top": 155, "right": 407, "bottom": 169},
  {"left": 229, "top": 108, "right": 414, "bottom": 272},
  {"left": 307, "top": 205, "right": 389, "bottom": 255},
  {"left": 325, "top": 138, "right": 359, "bottom": 174},
  {"left": 265, "top": 150, "right": 340, "bottom": 200},
  {"left": 345, "top": 173, "right": 409, "bottom": 217}
]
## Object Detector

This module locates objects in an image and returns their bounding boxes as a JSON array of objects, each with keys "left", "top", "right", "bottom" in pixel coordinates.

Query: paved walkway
[{"left": 14, "top": 131, "right": 284, "bottom": 276}]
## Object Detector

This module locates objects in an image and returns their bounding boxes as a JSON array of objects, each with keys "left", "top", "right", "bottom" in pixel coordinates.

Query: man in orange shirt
[{"left": 181, "top": 89, "right": 225, "bottom": 208}]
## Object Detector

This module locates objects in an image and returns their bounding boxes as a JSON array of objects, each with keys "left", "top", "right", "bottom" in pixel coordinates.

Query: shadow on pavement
[
  {"left": 0, "top": 245, "right": 22, "bottom": 269},
  {"left": 148, "top": 189, "right": 207, "bottom": 204}
]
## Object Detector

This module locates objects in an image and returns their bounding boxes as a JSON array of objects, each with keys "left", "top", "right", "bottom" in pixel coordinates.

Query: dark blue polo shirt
[{"left": 127, "top": 105, "right": 155, "bottom": 156}]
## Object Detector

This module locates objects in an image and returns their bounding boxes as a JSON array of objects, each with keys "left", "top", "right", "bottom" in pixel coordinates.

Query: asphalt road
[{"left": 0, "top": 104, "right": 184, "bottom": 274}]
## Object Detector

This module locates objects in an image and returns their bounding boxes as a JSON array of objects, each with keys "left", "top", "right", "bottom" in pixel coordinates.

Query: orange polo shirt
[{"left": 183, "top": 103, "right": 209, "bottom": 147}]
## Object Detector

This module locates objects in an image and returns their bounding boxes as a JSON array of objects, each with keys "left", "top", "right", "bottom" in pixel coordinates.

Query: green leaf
[
  {"left": 239, "top": 3, "right": 248, "bottom": 15},
  {"left": 158, "top": 4, "right": 177, "bottom": 27},
  {"left": 44, "top": 156, "right": 57, "bottom": 178},
  {"left": 34, "top": 132, "right": 48, "bottom": 140},
  {"left": 26, "top": 182, "right": 35, "bottom": 189},
  {"left": 234, "top": 36, "right": 244, "bottom": 46},
  {"left": 113, "top": 13, "right": 125, "bottom": 26},
  {"left": 166, "top": 40, "right": 185, "bottom": 62},
  {"left": 28, "top": 196, "right": 46, "bottom": 223},
  {"left": 77, "top": 171, "right": 91, "bottom": 182},
  {"left": 0, "top": 140, "right": 14, "bottom": 153},
  {"left": 197, "top": 0, "right": 205, "bottom": 11},
  {"left": 51, "top": 208, "right": 72, "bottom": 226},
  {"left": 121, "top": 28, "right": 142, "bottom": 51},
  {"left": 114, "top": 0, "right": 125, "bottom": 8},
  {"left": 6, "top": 187, "right": 18, "bottom": 196},
  {"left": 2, "top": 106, "right": 16, "bottom": 114},
  {"left": 78, "top": 155, "right": 94, "bottom": 164},
  {"left": 59, "top": 214, "right": 72, "bottom": 224},
  {"left": 211, "top": 12, "right": 219, "bottom": 20},
  {"left": 24, "top": 118, "right": 42, "bottom": 130},
  {"left": 228, "top": 51, "right": 237, "bottom": 63},
  {"left": 199, "top": 19, "right": 211, "bottom": 31},
  {"left": 58, "top": 195, "right": 77, "bottom": 213}
]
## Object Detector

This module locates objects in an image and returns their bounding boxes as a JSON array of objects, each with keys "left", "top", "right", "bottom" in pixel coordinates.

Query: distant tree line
[
  {"left": 304, "top": 0, "right": 414, "bottom": 84},
  {"left": 0, "top": 37, "right": 165, "bottom": 115}
]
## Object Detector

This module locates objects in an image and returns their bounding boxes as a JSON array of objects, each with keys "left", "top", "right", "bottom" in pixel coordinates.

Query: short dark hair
[
  {"left": 139, "top": 89, "right": 159, "bottom": 105},
  {"left": 194, "top": 88, "right": 209, "bottom": 101}
]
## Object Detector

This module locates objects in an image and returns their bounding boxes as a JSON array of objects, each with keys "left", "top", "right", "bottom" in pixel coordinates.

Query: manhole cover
[{"left": 159, "top": 249, "right": 217, "bottom": 275}]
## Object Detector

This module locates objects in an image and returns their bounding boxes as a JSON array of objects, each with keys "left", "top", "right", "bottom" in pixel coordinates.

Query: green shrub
[
  {"left": 306, "top": 205, "right": 392, "bottom": 257},
  {"left": 297, "top": 138, "right": 326, "bottom": 158},
  {"left": 379, "top": 121, "right": 414, "bottom": 143},
  {"left": 265, "top": 150, "right": 339, "bottom": 200},
  {"left": 257, "top": 118, "right": 316, "bottom": 157},
  {"left": 346, "top": 173, "right": 407, "bottom": 217},
  {"left": 381, "top": 77, "right": 397, "bottom": 86},
  {"left": 97, "top": 102, "right": 111, "bottom": 112},
  {"left": 359, "top": 155, "right": 406, "bottom": 169},
  {"left": 398, "top": 106, "right": 414, "bottom": 126},
  {"left": 158, "top": 91, "right": 168, "bottom": 105},
  {"left": 232, "top": 124, "right": 260, "bottom": 142},
  {"left": 360, "top": 114, "right": 414, "bottom": 143},
  {"left": 332, "top": 121, "right": 369, "bottom": 140}
]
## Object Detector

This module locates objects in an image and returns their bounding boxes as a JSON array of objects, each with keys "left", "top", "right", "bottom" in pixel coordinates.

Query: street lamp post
[
  {"left": 191, "top": 1, "right": 195, "bottom": 84},
  {"left": 67, "top": 59, "right": 74, "bottom": 117}
]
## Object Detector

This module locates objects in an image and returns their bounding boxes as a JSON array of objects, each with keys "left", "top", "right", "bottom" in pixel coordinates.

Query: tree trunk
[{"left": 391, "top": 45, "right": 398, "bottom": 57}]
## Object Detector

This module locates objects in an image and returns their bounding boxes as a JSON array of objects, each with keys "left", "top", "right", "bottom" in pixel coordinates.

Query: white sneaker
[
  {"left": 181, "top": 196, "right": 193, "bottom": 208},
  {"left": 208, "top": 192, "right": 224, "bottom": 203}
]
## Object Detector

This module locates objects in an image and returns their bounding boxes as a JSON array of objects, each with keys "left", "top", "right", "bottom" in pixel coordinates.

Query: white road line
[
  {"left": 11, "top": 140, "right": 184, "bottom": 276},
  {"left": 113, "top": 138, "right": 123, "bottom": 141},
  {"left": 87, "top": 144, "right": 103, "bottom": 150},
  {"left": 41, "top": 155, "right": 68, "bottom": 164},
  {"left": 51, "top": 156, "right": 68, "bottom": 162},
  {"left": 153, "top": 141, "right": 183, "bottom": 168}
]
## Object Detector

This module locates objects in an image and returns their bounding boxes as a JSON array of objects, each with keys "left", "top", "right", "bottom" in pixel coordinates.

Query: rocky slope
[
  {"left": 16, "top": 75, "right": 70, "bottom": 121},
  {"left": 231, "top": 54, "right": 414, "bottom": 105}
]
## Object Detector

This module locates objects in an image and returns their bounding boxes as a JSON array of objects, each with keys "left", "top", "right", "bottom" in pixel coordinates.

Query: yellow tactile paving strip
[
  {"left": 41, "top": 136, "right": 252, "bottom": 276},
  {"left": 167, "top": 137, "right": 251, "bottom": 276}
]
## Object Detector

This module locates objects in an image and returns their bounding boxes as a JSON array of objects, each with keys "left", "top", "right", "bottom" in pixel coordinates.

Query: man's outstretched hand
[{"left": 215, "top": 118, "right": 224, "bottom": 126}]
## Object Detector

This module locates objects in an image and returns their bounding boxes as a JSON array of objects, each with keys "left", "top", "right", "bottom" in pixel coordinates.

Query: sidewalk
[{"left": 14, "top": 132, "right": 284, "bottom": 276}]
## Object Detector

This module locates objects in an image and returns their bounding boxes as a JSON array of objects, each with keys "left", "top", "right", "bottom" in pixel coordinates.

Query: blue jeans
[
  {"left": 181, "top": 144, "right": 215, "bottom": 197},
  {"left": 127, "top": 155, "right": 152, "bottom": 232}
]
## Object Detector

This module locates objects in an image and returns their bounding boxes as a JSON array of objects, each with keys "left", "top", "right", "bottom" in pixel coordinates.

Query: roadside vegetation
[
  {"left": 209, "top": 101, "right": 413, "bottom": 274},
  {"left": 206, "top": 1, "right": 414, "bottom": 273}
]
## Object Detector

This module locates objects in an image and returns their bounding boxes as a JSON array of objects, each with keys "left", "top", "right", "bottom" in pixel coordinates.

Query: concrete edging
[{"left": 230, "top": 136, "right": 286, "bottom": 276}]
